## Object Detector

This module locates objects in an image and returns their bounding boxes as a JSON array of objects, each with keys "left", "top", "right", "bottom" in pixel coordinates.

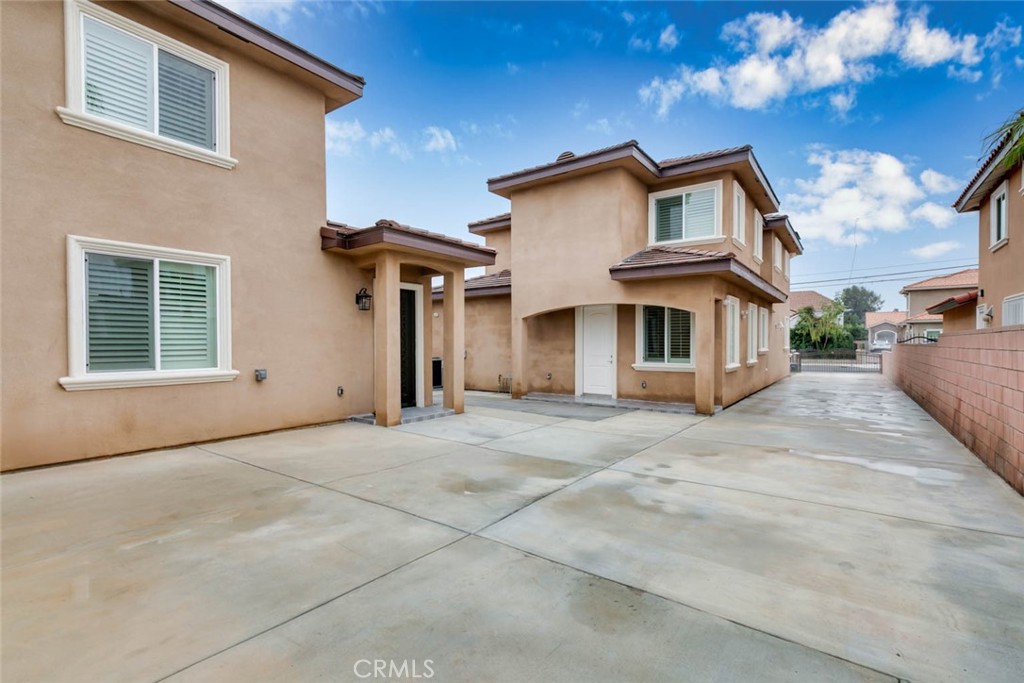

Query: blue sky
[{"left": 224, "top": 0, "right": 1022, "bottom": 309}]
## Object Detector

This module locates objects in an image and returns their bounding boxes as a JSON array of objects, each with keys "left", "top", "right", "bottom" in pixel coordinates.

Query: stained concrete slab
[
  {"left": 482, "top": 468, "right": 1024, "bottom": 683},
  {"left": 484, "top": 424, "right": 663, "bottom": 467},
  {"left": 164, "top": 536, "right": 895, "bottom": 683},
  {"left": 2, "top": 450, "right": 462, "bottom": 683},
  {"left": 395, "top": 412, "right": 542, "bottom": 445},
  {"left": 326, "top": 448, "right": 596, "bottom": 532},
  {"left": 200, "top": 421, "right": 454, "bottom": 483},
  {"left": 614, "top": 436, "right": 1024, "bottom": 536},
  {"left": 463, "top": 403, "right": 567, "bottom": 426},
  {"left": 557, "top": 409, "right": 704, "bottom": 439},
  {"left": 466, "top": 392, "right": 627, "bottom": 421}
]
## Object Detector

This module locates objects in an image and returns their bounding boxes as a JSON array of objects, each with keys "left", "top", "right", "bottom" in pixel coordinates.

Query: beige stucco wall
[
  {"left": 1, "top": 1, "right": 374, "bottom": 469},
  {"left": 484, "top": 228, "right": 511, "bottom": 274},
  {"left": 943, "top": 305, "right": 976, "bottom": 333},
  {"left": 978, "top": 164, "right": 1023, "bottom": 328},
  {"left": 432, "top": 296, "right": 512, "bottom": 391},
  {"left": 906, "top": 287, "right": 975, "bottom": 317}
]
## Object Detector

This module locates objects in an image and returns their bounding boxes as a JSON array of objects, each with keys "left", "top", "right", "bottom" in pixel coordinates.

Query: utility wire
[
  {"left": 793, "top": 263, "right": 977, "bottom": 287},
  {"left": 797, "top": 256, "right": 975, "bottom": 278}
]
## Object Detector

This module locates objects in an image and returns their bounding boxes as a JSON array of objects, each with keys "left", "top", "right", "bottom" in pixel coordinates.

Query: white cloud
[
  {"left": 622, "top": 11, "right": 635, "bottom": 25},
  {"left": 1017, "top": 56, "right": 1024, "bottom": 69},
  {"left": 219, "top": 0, "right": 301, "bottom": 24},
  {"left": 507, "top": 62, "right": 521, "bottom": 76},
  {"left": 571, "top": 100, "right": 589, "bottom": 119},
  {"left": 910, "top": 240, "right": 963, "bottom": 259},
  {"left": 911, "top": 202, "right": 957, "bottom": 229},
  {"left": 639, "top": 1, "right": 1020, "bottom": 117},
  {"left": 919, "top": 169, "right": 960, "bottom": 194},
  {"left": 784, "top": 148, "right": 926, "bottom": 245},
  {"left": 325, "top": 119, "right": 366, "bottom": 156},
  {"left": 586, "top": 118, "right": 613, "bottom": 135},
  {"left": 422, "top": 126, "right": 457, "bottom": 153},
  {"left": 368, "top": 127, "right": 412, "bottom": 161},
  {"left": 628, "top": 35, "right": 653, "bottom": 52},
  {"left": 658, "top": 24, "right": 680, "bottom": 52}
]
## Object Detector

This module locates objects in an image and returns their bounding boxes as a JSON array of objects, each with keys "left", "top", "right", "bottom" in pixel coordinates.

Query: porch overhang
[
  {"left": 927, "top": 289, "right": 979, "bottom": 315},
  {"left": 763, "top": 214, "right": 804, "bottom": 255},
  {"left": 321, "top": 220, "right": 495, "bottom": 268},
  {"left": 609, "top": 256, "right": 787, "bottom": 304}
]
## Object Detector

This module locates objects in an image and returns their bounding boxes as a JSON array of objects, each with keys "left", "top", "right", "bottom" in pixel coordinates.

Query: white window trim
[
  {"left": 773, "top": 236, "right": 783, "bottom": 272},
  {"left": 58, "top": 0, "right": 237, "bottom": 170},
  {"left": 783, "top": 250, "right": 790, "bottom": 280},
  {"left": 648, "top": 180, "right": 724, "bottom": 247},
  {"left": 758, "top": 307, "right": 769, "bottom": 353},
  {"left": 746, "top": 302, "right": 757, "bottom": 365},
  {"left": 924, "top": 328, "right": 941, "bottom": 340},
  {"left": 1004, "top": 292, "right": 1024, "bottom": 327},
  {"left": 632, "top": 305, "right": 695, "bottom": 372},
  {"left": 990, "top": 179, "right": 1009, "bottom": 251},
  {"left": 753, "top": 211, "right": 763, "bottom": 263},
  {"left": 725, "top": 296, "right": 740, "bottom": 371},
  {"left": 732, "top": 180, "right": 746, "bottom": 246},
  {"left": 60, "top": 235, "right": 237, "bottom": 391}
]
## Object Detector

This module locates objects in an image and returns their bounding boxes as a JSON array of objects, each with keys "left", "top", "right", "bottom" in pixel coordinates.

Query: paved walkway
[{"left": 3, "top": 374, "right": 1022, "bottom": 682}]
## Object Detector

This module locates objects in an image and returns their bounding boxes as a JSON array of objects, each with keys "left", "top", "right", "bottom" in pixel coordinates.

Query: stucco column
[
  {"left": 421, "top": 274, "right": 434, "bottom": 407},
  {"left": 694, "top": 295, "right": 716, "bottom": 416},
  {"left": 373, "top": 253, "right": 402, "bottom": 426},
  {"left": 442, "top": 269, "right": 465, "bottom": 413},
  {"left": 511, "top": 314, "right": 526, "bottom": 399}
]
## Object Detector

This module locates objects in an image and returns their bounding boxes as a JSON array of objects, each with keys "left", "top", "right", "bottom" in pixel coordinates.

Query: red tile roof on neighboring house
[
  {"left": 900, "top": 268, "right": 979, "bottom": 293},
  {"left": 609, "top": 245, "right": 734, "bottom": 270},
  {"left": 788, "top": 290, "right": 834, "bottom": 314},
  {"left": 905, "top": 311, "right": 944, "bottom": 323},
  {"left": 865, "top": 311, "right": 908, "bottom": 328},
  {"left": 927, "top": 290, "right": 979, "bottom": 315}
]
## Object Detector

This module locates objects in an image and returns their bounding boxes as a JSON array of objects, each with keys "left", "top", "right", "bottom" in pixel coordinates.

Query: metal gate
[{"left": 791, "top": 350, "right": 882, "bottom": 373}]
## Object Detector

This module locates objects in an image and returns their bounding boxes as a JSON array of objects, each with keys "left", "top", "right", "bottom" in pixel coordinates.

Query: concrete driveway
[{"left": 3, "top": 374, "right": 1023, "bottom": 682}]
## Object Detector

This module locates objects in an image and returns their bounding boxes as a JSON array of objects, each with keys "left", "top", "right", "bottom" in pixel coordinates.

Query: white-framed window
[
  {"left": 990, "top": 180, "right": 1009, "bottom": 249},
  {"left": 783, "top": 249, "right": 790, "bottom": 279},
  {"left": 784, "top": 312, "right": 790, "bottom": 351},
  {"left": 732, "top": 181, "right": 746, "bottom": 245},
  {"left": 649, "top": 180, "right": 723, "bottom": 245},
  {"left": 746, "top": 302, "right": 757, "bottom": 364},
  {"left": 773, "top": 236, "right": 782, "bottom": 271},
  {"left": 725, "top": 296, "right": 740, "bottom": 369},
  {"left": 753, "top": 211, "right": 764, "bottom": 262},
  {"left": 976, "top": 304, "right": 992, "bottom": 329},
  {"left": 925, "top": 329, "right": 941, "bottom": 341},
  {"left": 633, "top": 305, "right": 694, "bottom": 371},
  {"left": 758, "top": 307, "right": 769, "bottom": 352},
  {"left": 60, "top": 235, "right": 237, "bottom": 391},
  {"left": 1004, "top": 293, "right": 1024, "bottom": 326},
  {"left": 57, "top": 0, "right": 236, "bottom": 169}
]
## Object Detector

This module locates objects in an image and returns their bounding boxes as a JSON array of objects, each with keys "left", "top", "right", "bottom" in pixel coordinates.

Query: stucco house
[
  {"left": 787, "top": 290, "right": 842, "bottom": 329},
  {"left": 898, "top": 269, "right": 978, "bottom": 342},
  {"left": 435, "top": 141, "right": 802, "bottom": 414},
  {"left": 933, "top": 139, "right": 1022, "bottom": 331},
  {"left": 865, "top": 311, "right": 907, "bottom": 351},
  {"left": 1, "top": 0, "right": 492, "bottom": 470}
]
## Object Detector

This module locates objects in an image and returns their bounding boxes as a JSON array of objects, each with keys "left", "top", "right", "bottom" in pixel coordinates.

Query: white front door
[{"left": 581, "top": 305, "right": 615, "bottom": 396}]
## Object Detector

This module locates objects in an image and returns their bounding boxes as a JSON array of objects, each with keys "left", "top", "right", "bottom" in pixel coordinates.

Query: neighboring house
[
  {"left": 940, "top": 137, "right": 1023, "bottom": 330},
  {"left": 865, "top": 311, "right": 907, "bottom": 350},
  {"left": 1, "top": 0, "right": 491, "bottom": 470},
  {"left": 787, "top": 290, "right": 842, "bottom": 329},
  {"left": 898, "top": 269, "right": 979, "bottom": 342},
  {"left": 436, "top": 141, "right": 802, "bottom": 414}
]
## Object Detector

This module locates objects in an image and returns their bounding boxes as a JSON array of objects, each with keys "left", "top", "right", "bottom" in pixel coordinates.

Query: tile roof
[
  {"left": 927, "top": 289, "right": 979, "bottom": 314},
  {"left": 326, "top": 219, "right": 494, "bottom": 253},
  {"left": 900, "top": 268, "right": 978, "bottom": 292},
  {"left": 659, "top": 145, "right": 753, "bottom": 168},
  {"left": 433, "top": 270, "right": 511, "bottom": 294},
  {"left": 467, "top": 212, "right": 511, "bottom": 228},
  {"left": 905, "top": 311, "right": 944, "bottom": 323},
  {"left": 788, "top": 290, "right": 834, "bottom": 313},
  {"left": 609, "top": 245, "right": 734, "bottom": 271},
  {"left": 488, "top": 140, "right": 645, "bottom": 183},
  {"left": 953, "top": 133, "right": 1010, "bottom": 210},
  {"left": 865, "top": 311, "right": 907, "bottom": 327}
]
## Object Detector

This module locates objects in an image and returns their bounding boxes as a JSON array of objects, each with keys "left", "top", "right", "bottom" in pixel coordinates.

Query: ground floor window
[
  {"left": 758, "top": 307, "right": 769, "bottom": 352},
  {"left": 925, "top": 329, "right": 941, "bottom": 341},
  {"left": 1004, "top": 293, "right": 1024, "bottom": 326},
  {"left": 725, "top": 296, "right": 740, "bottom": 368},
  {"left": 746, "top": 302, "right": 758, "bottom": 363},
  {"left": 636, "top": 305, "right": 693, "bottom": 369},
  {"left": 60, "top": 235, "right": 237, "bottom": 390}
]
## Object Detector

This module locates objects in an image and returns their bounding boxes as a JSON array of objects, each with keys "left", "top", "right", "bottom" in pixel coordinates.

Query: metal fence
[{"left": 790, "top": 349, "right": 882, "bottom": 373}]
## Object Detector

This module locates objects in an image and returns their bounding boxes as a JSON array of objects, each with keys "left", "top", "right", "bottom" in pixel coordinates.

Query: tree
[
  {"left": 984, "top": 107, "right": 1024, "bottom": 170},
  {"left": 790, "top": 302, "right": 852, "bottom": 350},
  {"left": 837, "top": 285, "right": 883, "bottom": 327}
]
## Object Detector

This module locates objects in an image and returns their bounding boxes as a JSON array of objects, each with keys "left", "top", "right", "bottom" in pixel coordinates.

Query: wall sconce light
[{"left": 355, "top": 287, "right": 372, "bottom": 311}]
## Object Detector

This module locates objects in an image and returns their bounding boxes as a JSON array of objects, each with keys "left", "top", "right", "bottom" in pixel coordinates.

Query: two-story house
[
  {"left": 787, "top": 290, "right": 842, "bottom": 329},
  {"left": 2, "top": 0, "right": 492, "bottom": 470},
  {"left": 935, "top": 136, "right": 1022, "bottom": 330},
  {"left": 435, "top": 141, "right": 802, "bottom": 414},
  {"left": 898, "top": 269, "right": 979, "bottom": 341}
]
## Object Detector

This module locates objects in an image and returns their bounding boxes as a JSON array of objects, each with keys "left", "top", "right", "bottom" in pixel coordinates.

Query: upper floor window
[
  {"left": 732, "top": 181, "right": 746, "bottom": 245},
  {"left": 773, "top": 236, "right": 783, "bottom": 271},
  {"left": 991, "top": 180, "right": 1009, "bottom": 249},
  {"left": 57, "top": 0, "right": 236, "bottom": 169},
  {"left": 753, "top": 211, "right": 764, "bottom": 262},
  {"left": 649, "top": 181, "right": 722, "bottom": 245},
  {"left": 59, "top": 235, "right": 237, "bottom": 391},
  {"left": 783, "top": 250, "right": 790, "bottom": 279},
  {"left": 634, "top": 305, "right": 693, "bottom": 371}
]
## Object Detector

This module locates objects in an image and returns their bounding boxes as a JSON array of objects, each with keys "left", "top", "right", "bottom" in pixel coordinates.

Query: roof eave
[
  {"left": 321, "top": 226, "right": 496, "bottom": 266},
  {"left": 487, "top": 143, "right": 660, "bottom": 198},
  {"left": 609, "top": 259, "right": 786, "bottom": 303},
  {"left": 954, "top": 143, "right": 1011, "bottom": 213}
]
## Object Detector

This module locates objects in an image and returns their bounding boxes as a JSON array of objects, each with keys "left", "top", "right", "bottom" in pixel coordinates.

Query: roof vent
[{"left": 556, "top": 151, "right": 575, "bottom": 162}]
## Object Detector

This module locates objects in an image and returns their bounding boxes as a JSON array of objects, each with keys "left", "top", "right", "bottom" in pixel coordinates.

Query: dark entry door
[{"left": 400, "top": 288, "right": 417, "bottom": 408}]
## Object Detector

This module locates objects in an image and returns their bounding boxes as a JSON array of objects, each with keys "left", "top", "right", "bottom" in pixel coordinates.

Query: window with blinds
[
  {"left": 1004, "top": 294, "right": 1024, "bottom": 326},
  {"left": 642, "top": 306, "right": 692, "bottom": 365},
  {"left": 82, "top": 15, "right": 216, "bottom": 151},
  {"left": 654, "top": 188, "right": 716, "bottom": 242},
  {"left": 85, "top": 253, "right": 217, "bottom": 372}
]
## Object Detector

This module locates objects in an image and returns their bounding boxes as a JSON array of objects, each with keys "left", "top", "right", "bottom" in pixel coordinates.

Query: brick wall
[{"left": 883, "top": 326, "right": 1024, "bottom": 494}]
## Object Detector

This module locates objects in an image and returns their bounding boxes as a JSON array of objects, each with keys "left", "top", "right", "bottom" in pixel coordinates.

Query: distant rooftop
[{"left": 900, "top": 268, "right": 979, "bottom": 293}]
